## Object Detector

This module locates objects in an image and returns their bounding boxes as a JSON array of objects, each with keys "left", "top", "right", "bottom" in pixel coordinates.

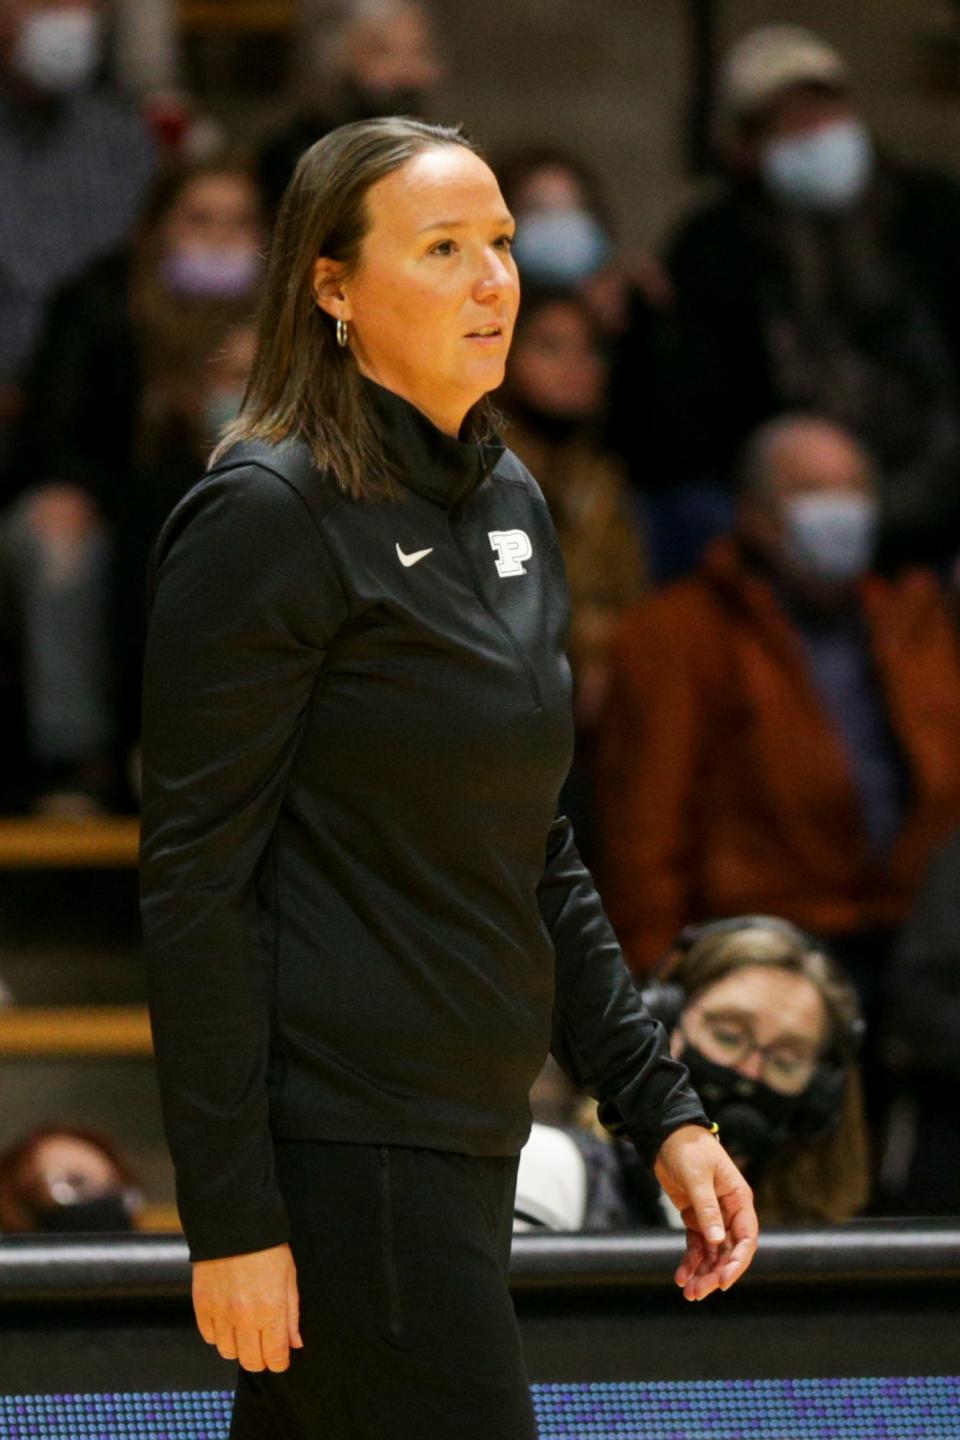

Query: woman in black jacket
[{"left": 139, "top": 117, "right": 757, "bottom": 1440}]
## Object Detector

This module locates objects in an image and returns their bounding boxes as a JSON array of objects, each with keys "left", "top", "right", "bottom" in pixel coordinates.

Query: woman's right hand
[{"left": 192, "top": 1241, "right": 304, "bottom": 1372}]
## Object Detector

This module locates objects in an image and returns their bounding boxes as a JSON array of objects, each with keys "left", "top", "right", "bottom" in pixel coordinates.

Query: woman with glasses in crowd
[{"left": 568, "top": 916, "right": 868, "bottom": 1229}]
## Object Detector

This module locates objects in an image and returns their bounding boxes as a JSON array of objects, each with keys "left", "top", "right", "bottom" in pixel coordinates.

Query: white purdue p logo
[{"left": 489, "top": 529, "right": 532, "bottom": 577}]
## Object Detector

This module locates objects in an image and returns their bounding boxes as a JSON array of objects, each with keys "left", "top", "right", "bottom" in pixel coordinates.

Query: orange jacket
[{"left": 595, "top": 538, "right": 960, "bottom": 975}]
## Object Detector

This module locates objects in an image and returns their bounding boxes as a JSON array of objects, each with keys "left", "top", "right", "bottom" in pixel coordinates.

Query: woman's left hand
[{"left": 654, "top": 1124, "right": 758, "bottom": 1302}]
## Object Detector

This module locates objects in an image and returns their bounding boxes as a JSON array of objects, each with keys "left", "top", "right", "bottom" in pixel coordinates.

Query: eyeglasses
[{"left": 680, "top": 1014, "right": 820, "bottom": 1096}]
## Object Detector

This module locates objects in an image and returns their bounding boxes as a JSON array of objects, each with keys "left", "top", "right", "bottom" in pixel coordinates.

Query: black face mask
[
  {"left": 33, "top": 1189, "right": 137, "bottom": 1233},
  {"left": 679, "top": 1043, "right": 817, "bottom": 1179}
]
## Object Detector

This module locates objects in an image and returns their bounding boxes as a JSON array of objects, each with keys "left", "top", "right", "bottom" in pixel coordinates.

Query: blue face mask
[
  {"left": 511, "top": 208, "right": 612, "bottom": 286},
  {"left": 782, "top": 491, "right": 878, "bottom": 584},
  {"left": 761, "top": 118, "right": 874, "bottom": 212}
]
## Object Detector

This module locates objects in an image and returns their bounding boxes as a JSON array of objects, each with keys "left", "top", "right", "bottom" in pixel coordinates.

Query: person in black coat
[
  {"left": 139, "top": 117, "right": 758, "bottom": 1440},
  {"left": 0, "top": 153, "right": 263, "bottom": 810},
  {"left": 662, "top": 24, "right": 960, "bottom": 571},
  {"left": 257, "top": 0, "right": 443, "bottom": 221}
]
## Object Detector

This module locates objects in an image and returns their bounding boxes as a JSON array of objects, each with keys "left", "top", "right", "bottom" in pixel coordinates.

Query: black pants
[{"left": 227, "top": 1140, "right": 538, "bottom": 1440}]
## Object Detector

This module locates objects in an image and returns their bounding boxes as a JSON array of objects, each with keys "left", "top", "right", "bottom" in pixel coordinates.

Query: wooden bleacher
[
  {"left": 0, "top": 816, "right": 139, "bottom": 869},
  {"left": 0, "top": 816, "right": 144, "bottom": 1056},
  {"left": 136, "top": 1202, "right": 182, "bottom": 1232},
  {"left": 0, "top": 1005, "right": 151, "bottom": 1058},
  {"left": 178, "top": 0, "right": 298, "bottom": 34},
  {"left": 0, "top": 817, "right": 169, "bottom": 1216}
]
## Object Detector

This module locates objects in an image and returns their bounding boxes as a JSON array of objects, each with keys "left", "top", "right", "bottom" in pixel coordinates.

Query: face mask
[
  {"left": 782, "top": 491, "right": 878, "bottom": 585},
  {"left": 160, "top": 246, "right": 261, "bottom": 301},
  {"left": 11, "top": 9, "right": 103, "bottom": 95},
  {"left": 204, "top": 387, "right": 245, "bottom": 438},
  {"left": 511, "top": 209, "right": 612, "bottom": 287},
  {"left": 761, "top": 118, "right": 874, "bottom": 212},
  {"left": 34, "top": 1188, "right": 139, "bottom": 1233},
  {"left": 679, "top": 1042, "right": 812, "bottom": 1177}
]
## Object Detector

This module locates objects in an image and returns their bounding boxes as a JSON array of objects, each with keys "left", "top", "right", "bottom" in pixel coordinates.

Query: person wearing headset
[{"left": 567, "top": 916, "right": 870, "bottom": 1228}]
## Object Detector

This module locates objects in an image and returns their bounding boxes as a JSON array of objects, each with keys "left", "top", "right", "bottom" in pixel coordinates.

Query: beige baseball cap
[{"left": 719, "top": 24, "right": 849, "bottom": 124}]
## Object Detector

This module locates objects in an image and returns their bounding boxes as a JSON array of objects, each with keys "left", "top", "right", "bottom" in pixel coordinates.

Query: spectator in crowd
[
  {"left": 0, "top": 1123, "right": 144, "bottom": 1233},
  {"left": 497, "top": 145, "right": 673, "bottom": 333},
  {"left": 565, "top": 917, "right": 869, "bottom": 1229},
  {"left": 0, "top": 153, "right": 264, "bottom": 813},
  {"left": 499, "top": 148, "right": 618, "bottom": 308},
  {"left": 499, "top": 286, "right": 646, "bottom": 858},
  {"left": 0, "top": 0, "right": 156, "bottom": 469},
  {"left": 496, "top": 145, "right": 696, "bottom": 580},
  {"left": 662, "top": 24, "right": 960, "bottom": 570},
  {"left": 880, "top": 828, "right": 960, "bottom": 1215},
  {"left": 259, "top": 0, "right": 443, "bottom": 219},
  {"left": 595, "top": 415, "right": 960, "bottom": 1033}
]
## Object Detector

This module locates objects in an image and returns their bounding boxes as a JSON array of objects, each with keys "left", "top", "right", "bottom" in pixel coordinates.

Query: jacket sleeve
[
  {"left": 538, "top": 813, "right": 711, "bottom": 1169},
  {"left": 139, "top": 463, "right": 349, "bottom": 1262}
]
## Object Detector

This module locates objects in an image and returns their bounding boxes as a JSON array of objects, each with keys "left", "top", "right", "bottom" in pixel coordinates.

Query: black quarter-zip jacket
[{"left": 139, "top": 379, "right": 710, "bottom": 1262}]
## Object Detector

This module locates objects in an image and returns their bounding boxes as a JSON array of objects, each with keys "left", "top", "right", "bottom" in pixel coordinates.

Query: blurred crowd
[{"left": 3, "top": 0, "right": 960, "bottom": 1233}]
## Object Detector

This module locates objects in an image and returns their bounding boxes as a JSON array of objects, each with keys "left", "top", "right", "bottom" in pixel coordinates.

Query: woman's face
[
  {"left": 26, "top": 1135, "right": 119, "bottom": 1205},
  {"left": 162, "top": 171, "right": 262, "bottom": 256},
  {"left": 317, "top": 144, "right": 520, "bottom": 436},
  {"left": 508, "top": 300, "right": 605, "bottom": 420},
  {"left": 670, "top": 965, "right": 829, "bottom": 1097}
]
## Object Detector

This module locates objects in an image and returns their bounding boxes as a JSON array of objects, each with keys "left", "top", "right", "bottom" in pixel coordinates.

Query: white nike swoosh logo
[{"left": 396, "top": 543, "right": 434, "bottom": 567}]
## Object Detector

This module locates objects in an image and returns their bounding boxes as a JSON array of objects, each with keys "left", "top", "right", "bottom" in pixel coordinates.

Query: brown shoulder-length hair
[
  {"left": 666, "top": 920, "right": 870, "bottom": 1225},
  {"left": 211, "top": 116, "right": 501, "bottom": 503}
]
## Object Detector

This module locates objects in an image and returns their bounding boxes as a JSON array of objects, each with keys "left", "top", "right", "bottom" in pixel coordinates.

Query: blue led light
[
  {"left": 530, "top": 1379, "right": 960, "bottom": 1439},
  {"left": 0, "top": 1379, "right": 959, "bottom": 1438}
]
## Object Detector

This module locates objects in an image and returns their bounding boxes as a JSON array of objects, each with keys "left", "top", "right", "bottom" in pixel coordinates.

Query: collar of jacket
[
  {"left": 705, "top": 534, "right": 872, "bottom": 608},
  {"left": 364, "top": 376, "right": 505, "bottom": 509},
  {"left": 703, "top": 533, "right": 949, "bottom": 663}
]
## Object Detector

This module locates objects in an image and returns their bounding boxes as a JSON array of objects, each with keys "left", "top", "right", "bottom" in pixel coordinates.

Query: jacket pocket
[{"left": 377, "top": 1146, "right": 405, "bottom": 1345}]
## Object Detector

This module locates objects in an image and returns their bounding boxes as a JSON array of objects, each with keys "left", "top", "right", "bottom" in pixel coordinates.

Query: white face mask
[
  {"left": 11, "top": 9, "right": 103, "bottom": 95},
  {"left": 760, "top": 118, "right": 874, "bottom": 212},
  {"left": 782, "top": 491, "right": 878, "bottom": 585},
  {"left": 511, "top": 208, "right": 612, "bottom": 286}
]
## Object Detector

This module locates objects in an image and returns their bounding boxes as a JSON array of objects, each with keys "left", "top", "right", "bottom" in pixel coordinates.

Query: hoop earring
[{"left": 336, "top": 317, "right": 349, "bottom": 349}]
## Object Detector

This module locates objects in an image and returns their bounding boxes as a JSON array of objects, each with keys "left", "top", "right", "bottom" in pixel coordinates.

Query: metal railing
[{"left": 1, "top": 1219, "right": 958, "bottom": 1306}]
